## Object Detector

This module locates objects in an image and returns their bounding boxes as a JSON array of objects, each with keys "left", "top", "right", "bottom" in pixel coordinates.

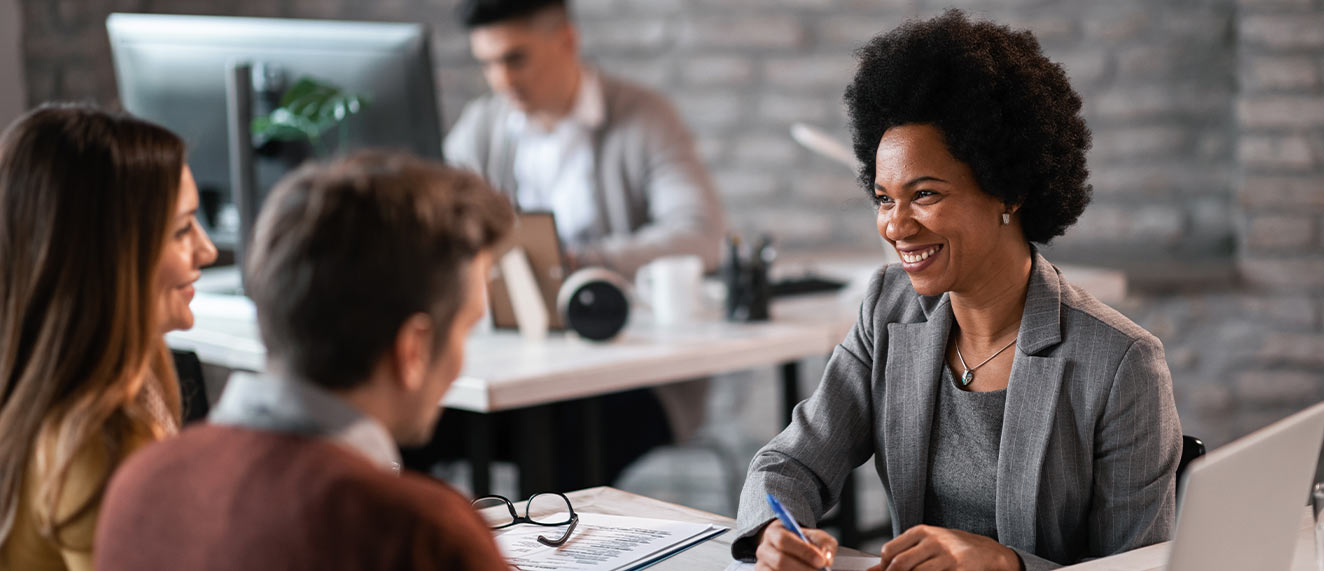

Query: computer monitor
[{"left": 106, "top": 13, "right": 443, "bottom": 255}]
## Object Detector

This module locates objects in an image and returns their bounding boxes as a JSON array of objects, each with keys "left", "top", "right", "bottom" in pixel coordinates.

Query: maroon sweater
[{"left": 95, "top": 425, "right": 506, "bottom": 571}]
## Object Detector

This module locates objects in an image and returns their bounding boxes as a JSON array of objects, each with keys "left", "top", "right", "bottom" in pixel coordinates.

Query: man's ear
[{"left": 391, "top": 314, "right": 435, "bottom": 392}]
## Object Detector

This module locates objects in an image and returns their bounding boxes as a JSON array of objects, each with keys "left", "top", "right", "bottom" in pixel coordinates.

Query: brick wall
[{"left": 17, "top": 0, "right": 1324, "bottom": 450}]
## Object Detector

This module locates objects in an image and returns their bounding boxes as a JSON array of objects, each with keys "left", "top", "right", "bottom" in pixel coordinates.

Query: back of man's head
[
  {"left": 457, "top": 0, "right": 568, "bottom": 29},
  {"left": 246, "top": 151, "right": 513, "bottom": 391}
]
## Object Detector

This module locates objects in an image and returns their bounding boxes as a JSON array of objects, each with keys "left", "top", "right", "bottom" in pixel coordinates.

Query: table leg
[
  {"left": 516, "top": 405, "right": 555, "bottom": 498},
  {"left": 780, "top": 361, "right": 800, "bottom": 426},
  {"left": 466, "top": 411, "right": 493, "bottom": 497},
  {"left": 582, "top": 397, "right": 605, "bottom": 486},
  {"left": 838, "top": 472, "right": 861, "bottom": 547}
]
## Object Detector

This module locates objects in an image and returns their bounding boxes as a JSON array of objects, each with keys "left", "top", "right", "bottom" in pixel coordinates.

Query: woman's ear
[{"left": 392, "top": 314, "right": 435, "bottom": 392}]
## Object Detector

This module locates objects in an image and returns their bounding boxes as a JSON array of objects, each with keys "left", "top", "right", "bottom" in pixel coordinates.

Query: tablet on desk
[{"left": 488, "top": 211, "right": 568, "bottom": 331}]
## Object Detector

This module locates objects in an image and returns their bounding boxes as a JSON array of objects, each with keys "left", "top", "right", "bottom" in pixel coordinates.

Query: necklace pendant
[{"left": 961, "top": 370, "right": 974, "bottom": 386}]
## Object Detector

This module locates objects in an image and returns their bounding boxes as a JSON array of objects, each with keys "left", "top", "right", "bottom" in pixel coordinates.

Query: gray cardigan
[
  {"left": 733, "top": 253, "right": 1182, "bottom": 570},
  {"left": 443, "top": 69, "right": 726, "bottom": 278}
]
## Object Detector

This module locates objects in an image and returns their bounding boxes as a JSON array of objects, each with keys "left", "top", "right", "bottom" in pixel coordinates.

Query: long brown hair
[{"left": 0, "top": 104, "right": 184, "bottom": 547}]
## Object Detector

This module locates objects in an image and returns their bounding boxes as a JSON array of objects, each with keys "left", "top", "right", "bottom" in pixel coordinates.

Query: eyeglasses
[{"left": 471, "top": 492, "right": 579, "bottom": 547}]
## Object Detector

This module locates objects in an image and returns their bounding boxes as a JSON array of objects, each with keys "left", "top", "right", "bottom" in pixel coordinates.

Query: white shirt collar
[{"left": 210, "top": 372, "right": 403, "bottom": 474}]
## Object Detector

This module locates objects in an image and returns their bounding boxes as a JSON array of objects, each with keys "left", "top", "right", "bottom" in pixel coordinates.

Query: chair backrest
[
  {"left": 170, "top": 349, "right": 211, "bottom": 424},
  {"left": 1176, "top": 434, "right": 1205, "bottom": 496}
]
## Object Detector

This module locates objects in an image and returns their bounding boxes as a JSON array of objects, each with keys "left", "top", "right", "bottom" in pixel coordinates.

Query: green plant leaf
[{"left": 250, "top": 75, "right": 369, "bottom": 153}]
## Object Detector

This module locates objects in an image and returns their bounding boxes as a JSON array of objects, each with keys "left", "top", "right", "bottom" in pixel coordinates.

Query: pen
[{"left": 766, "top": 492, "right": 829, "bottom": 570}]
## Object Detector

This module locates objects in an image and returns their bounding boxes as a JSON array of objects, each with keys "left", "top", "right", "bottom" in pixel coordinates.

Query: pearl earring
[{"left": 1001, "top": 212, "right": 1010, "bottom": 225}]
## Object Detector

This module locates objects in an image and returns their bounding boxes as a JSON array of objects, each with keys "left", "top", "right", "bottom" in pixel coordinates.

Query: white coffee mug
[{"left": 635, "top": 255, "right": 703, "bottom": 325}]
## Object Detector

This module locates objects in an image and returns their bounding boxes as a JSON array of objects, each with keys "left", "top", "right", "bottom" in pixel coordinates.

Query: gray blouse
[{"left": 923, "top": 365, "right": 1007, "bottom": 540}]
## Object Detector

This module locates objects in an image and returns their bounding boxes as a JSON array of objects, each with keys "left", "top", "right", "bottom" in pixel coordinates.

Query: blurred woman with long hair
[{"left": 0, "top": 104, "right": 217, "bottom": 570}]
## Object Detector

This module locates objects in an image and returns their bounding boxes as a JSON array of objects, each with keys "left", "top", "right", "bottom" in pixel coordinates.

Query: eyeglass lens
[{"left": 526, "top": 493, "right": 574, "bottom": 525}]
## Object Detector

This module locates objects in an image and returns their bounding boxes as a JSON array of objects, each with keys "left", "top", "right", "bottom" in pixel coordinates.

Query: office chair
[
  {"left": 1177, "top": 434, "right": 1206, "bottom": 496},
  {"left": 170, "top": 349, "right": 211, "bottom": 424}
]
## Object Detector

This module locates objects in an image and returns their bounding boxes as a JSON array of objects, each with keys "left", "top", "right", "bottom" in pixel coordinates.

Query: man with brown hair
[{"left": 95, "top": 152, "right": 514, "bottom": 570}]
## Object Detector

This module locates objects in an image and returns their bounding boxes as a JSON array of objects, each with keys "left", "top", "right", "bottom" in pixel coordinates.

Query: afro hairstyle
[{"left": 843, "top": 10, "right": 1092, "bottom": 244}]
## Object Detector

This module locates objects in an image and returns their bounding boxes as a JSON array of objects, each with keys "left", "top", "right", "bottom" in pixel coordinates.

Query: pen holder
[{"left": 723, "top": 234, "right": 772, "bottom": 322}]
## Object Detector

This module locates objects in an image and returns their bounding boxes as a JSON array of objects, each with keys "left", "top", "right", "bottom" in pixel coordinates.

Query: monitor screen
[{"left": 107, "top": 13, "right": 443, "bottom": 251}]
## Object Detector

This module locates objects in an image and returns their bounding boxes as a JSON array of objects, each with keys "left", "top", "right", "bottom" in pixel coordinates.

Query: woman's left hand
[{"left": 867, "top": 525, "right": 1020, "bottom": 571}]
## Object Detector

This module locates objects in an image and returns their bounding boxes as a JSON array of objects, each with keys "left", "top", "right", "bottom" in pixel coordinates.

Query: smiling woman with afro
[{"left": 734, "top": 10, "right": 1181, "bottom": 571}]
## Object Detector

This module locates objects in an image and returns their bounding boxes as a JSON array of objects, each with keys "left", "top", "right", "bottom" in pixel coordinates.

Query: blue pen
[{"left": 766, "top": 493, "right": 829, "bottom": 570}]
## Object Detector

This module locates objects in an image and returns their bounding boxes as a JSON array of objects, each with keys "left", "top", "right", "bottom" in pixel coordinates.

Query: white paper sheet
[
  {"left": 494, "top": 512, "right": 727, "bottom": 571},
  {"left": 723, "top": 554, "right": 878, "bottom": 571}
]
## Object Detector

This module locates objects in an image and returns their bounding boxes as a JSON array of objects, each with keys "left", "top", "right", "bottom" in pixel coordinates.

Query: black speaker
[{"left": 557, "top": 268, "right": 630, "bottom": 341}]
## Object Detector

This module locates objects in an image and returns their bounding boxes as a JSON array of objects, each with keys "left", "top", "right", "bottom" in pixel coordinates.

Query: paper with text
[
  {"left": 724, "top": 554, "right": 878, "bottom": 571},
  {"left": 494, "top": 512, "right": 727, "bottom": 571}
]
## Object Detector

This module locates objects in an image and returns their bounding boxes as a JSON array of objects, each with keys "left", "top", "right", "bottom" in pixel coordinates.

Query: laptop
[{"left": 1164, "top": 400, "right": 1324, "bottom": 571}]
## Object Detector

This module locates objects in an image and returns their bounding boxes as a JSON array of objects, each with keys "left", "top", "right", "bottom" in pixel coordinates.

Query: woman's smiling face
[{"left": 873, "top": 123, "right": 1018, "bottom": 297}]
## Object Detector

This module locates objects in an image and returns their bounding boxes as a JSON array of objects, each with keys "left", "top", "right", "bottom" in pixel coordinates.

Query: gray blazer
[
  {"left": 443, "top": 69, "right": 726, "bottom": 278},
  {"left": 734, "top": 253, "right": 1182, "bottom": 570}
]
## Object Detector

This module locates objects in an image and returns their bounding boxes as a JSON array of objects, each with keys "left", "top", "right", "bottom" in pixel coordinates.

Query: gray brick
[
  {"left": 1236, "top": 0, "right": 1314, "bottom": 9},
  {"left": 60, "top": 64, "right": 102, "bottom": 100},
  {"left": 1240, "top": 15, "right": 1324, "bottom": 50},
  {"left": 1256, "top": 333, "right": 1324, "bottom": 366},
  {"left": 1240, "top": 175, "right": 1324, "bottom": 207},
  {"left": 694, "top": 135, "right": 727, "bottom": 166},
  {"left": 757, "top": 93, "right": 832, "bottom": 125},
  {"left": 1238, "top": 96, "right": 1324, "bottom": 128},
  {"left": 1089, "top": 126, "right": 1189, "bottom": 161},
  {"left": 1051, "top": 50, "right": 1111, "bottom": 87},
  {"left": 1241, "top": 295, "right": 1320, "bottom": 328},
  {"left": 676, "top": 16, "right": 805, "bottom": 50},
  {"left": 995, "top": 15, "right": 1075, "bottom": 43},
  {"left": 762, "top": 55, "right": 857, "bottom": 91},
  {"left": 713, "top": 169, "right": 783, "bottom": 201},
  {"left": 728, "top": 208, "right": 835, "bottom": 246},
  {"left": 1189, "top": 383, "right": 1233, "bottom": 415},
  {"left": 1068, "top": 204, "right": 1187, "bottom": 242},
  {"left": 791, "top": 171, "right": 860, "bottom": 200},
  {"left": 568, "top": 0, "right": 616, "bottom": 16},
  {"left": 817, "top": 15, "right": 904, "bottom": 47},
  {"left": 1228, "top": 373, "right": 1313, "bottom": 408},
  {"left": 1091, "top": 86, "right": 1229, "bottom": 121},
  {"left": 1089, "top": 164, "right": 1232, "bottom": 197},
  {"left": 618, "top": 0, "right": 688, "bottom": 14},
  {"left": 1117, "top": 44, "right": 1224, "bottom": 79},
  {"left": 679, "top": 56, "right": 756, "bottom": 86},
  {"left": 1082, "top": 9, "right": 1148, "bottom": 41},
  {"left": 580, "top": 19, "right": 671, "bottom": 52},
  {"left": 672, "top": 91, "right": 745, "bottom": 131},
  {"left": 731, "top": 133, "right": 802, "bottom": 167},
  {"left": 1240, "top": 257, "right": 1324, "bottom": 289},
  {"left": 1245, "top": 213, "right": 1316, "bottom": 249},
  {"left": 1241, "top": 56, "right": 1321, "bottom": 92},
  {"left": 1238, "top": 134, "right": 1316, "bottom": 169},
  {"left": 596, "top": 58, "right": 671, "bottom": 90},
  {"left": 1157, "top": 10, "right": 1234, "bottom": 45}
]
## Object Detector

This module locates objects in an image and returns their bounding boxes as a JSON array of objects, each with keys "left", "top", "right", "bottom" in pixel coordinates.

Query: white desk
[
  {"left": 166, "top": 288, "right": 833, "bottom": 413},
  {"left": 167, "top": 266, "right": 850, "bottom": 496},
  {"left": 169, "top": 258, "right": 1125, "bottom": 500},
  {"left": 1060, "top": 507, "right": 1318, "bottom": 570},
  {"left": 556, "top": 486, "right": 873, "bottom": 569}
]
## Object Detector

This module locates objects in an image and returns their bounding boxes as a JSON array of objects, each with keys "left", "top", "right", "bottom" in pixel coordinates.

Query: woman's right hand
[{"left": 755, "top": 519, "right": 838, "bottom": 571}]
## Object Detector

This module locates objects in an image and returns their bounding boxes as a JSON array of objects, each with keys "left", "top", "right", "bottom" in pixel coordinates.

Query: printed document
[
  {"left": 724, "top": 554, "right": 878, "bottom": 570},
  {"left": 493, "top": 512, "right": 727, "bottom": 571}
]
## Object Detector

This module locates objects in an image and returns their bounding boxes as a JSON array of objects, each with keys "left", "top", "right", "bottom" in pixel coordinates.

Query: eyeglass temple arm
[{"left": 536, "top": 513, "right": 579, "bottom": 547}]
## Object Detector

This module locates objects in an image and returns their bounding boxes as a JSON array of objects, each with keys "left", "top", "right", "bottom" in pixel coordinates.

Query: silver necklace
[{"left": 954, "top": 337, "right": 1017, "bottom": 386}]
